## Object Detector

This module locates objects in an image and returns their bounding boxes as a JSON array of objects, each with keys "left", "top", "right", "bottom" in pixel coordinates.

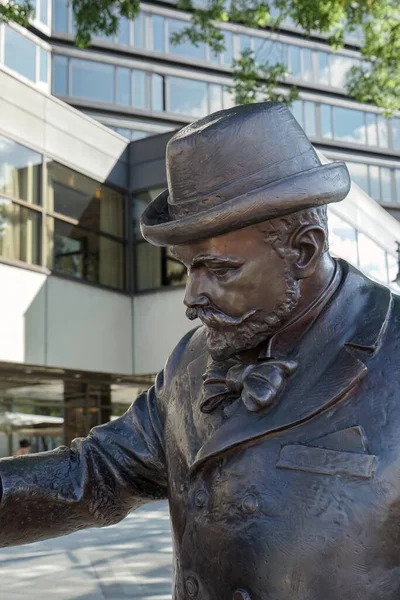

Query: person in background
[{"left": 13, "top": 439, "right": 31, "bottom": 456}]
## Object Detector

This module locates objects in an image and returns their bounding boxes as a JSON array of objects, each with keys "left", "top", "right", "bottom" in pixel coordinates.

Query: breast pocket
[{"left": 276, "top": 444, "right": 377, "bottom": 480}]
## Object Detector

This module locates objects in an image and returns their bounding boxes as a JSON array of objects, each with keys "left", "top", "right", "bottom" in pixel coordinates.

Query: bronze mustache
[{"left": 186, "top": 306, "right": 257, "bottom": 328}]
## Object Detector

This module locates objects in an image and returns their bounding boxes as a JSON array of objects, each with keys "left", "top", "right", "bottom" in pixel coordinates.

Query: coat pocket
[{"left": 276, "top": 444, "right": 377, "bottom": 479}]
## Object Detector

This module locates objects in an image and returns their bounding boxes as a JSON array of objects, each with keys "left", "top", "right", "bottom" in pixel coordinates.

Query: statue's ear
[{"left": 289, "top": 225, "right": 327, "bottom": 279}]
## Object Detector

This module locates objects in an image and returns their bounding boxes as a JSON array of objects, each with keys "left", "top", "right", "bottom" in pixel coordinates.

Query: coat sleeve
[{"left": 0, "top": 368, "right": 169, "bottom": 548}]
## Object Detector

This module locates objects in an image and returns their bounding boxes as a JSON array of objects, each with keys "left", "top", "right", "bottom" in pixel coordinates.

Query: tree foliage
[{"left": 1, "top": 0, "right": 400, "bottom": 114}]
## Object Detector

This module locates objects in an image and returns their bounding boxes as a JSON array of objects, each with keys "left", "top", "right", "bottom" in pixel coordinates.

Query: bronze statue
[{"left": 0, "top": 102, "right": 398, "bottom": 599}]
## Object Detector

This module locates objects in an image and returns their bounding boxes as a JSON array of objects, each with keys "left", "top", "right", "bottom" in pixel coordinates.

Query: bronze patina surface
[{"left": 0, "top": 102, "right": 399, "bottom": 600}]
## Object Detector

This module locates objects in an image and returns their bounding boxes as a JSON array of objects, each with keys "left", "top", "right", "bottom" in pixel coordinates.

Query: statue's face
[{"left": 171, "top": 225, "right": 301, "bottom": 360}]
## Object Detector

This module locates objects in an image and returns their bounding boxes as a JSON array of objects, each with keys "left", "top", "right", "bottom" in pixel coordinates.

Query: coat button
[
  {"left": 195, "top": 489, "right": 208, "bottom": 508},
  {"left": 241, "top": 493, "right": 259, "bottom": 515},
  {"left": 233, "top": 589, "right": 251, "bottom": 600},
  {"left": 185, "top": 576, "right": 199, "bottom": 597}
]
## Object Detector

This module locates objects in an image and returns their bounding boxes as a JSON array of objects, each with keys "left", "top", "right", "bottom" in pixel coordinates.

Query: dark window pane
[
  {"left": 48, "top": 218, "right": 125, "bottom": 290},
  {"left": 47, "top": 162, "right": 125, "bottom": 238},
  {"left": 152, "top": 73, "right": 164, "bottom": 111},
  {"left": 53, "top": 0, "right": 68, "bottom": 32},
  {"left": 39, "top": 47, "right": 49, "bottom": 83},
  {"left": 0, "top": 198, "right": 41, "bottom": 265},
  {"left": 116, "top": 67, "right": 131, "bottom": 106},
  {"left": 346, "top": 161, "right": 368, "bottom": 193},
  {"left": 53, "top": 55, "right": 68, "bottom": 95},
  {"left": 152, "top": 15, "right": 165, "bottom": 52},
  {"left": 133, "top": 70, "right": 147, "bottom": 108},
  {"left": 332, "top": 106, "right": 366, "bottom": 144},
  {"left": 118, "top": 16, "right": 130, "bottom": 45},
  {"left": 70, "top": 59, "right": 114, "bottom": 103},
  {"left": 0, "top": 136, "right": 42, "bottom": 205},
  {"left": 168, "top": 19, "right": 206, "bottom": 59},
  {"left": 133, "top": 12, "right": 146, "bottom": 48},
  {"left": 168, "top": 77, "right": 207, "bottom": 117},
  {"left": 4, "top": 26, "right": 36, "bottom": 82}
]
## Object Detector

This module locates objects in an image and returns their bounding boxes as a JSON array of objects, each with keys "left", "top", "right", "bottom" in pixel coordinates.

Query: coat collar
[{"left": 188, "top": 261, "right": 393, "bottom": 471}]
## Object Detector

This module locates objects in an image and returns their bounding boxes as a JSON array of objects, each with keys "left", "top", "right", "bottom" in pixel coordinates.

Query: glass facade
[
  {"left": 0, "top": 135, "right": 127, "bottom": 290},
  {"left": 0, "top": 25, "right": 50, "bottom": 88},
  {"left": 345, "top": 161, "right": 400, "bottom": 205}
]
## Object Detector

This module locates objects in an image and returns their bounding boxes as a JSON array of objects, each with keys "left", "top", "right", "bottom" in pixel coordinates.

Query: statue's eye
[{"left": 211, "top": 266, "right": 236, "bottom": 277}]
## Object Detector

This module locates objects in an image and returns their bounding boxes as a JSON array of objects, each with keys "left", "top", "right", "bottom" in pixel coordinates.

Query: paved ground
[{"left": 0, "top": 502, "right": 173, "bottom": 599}]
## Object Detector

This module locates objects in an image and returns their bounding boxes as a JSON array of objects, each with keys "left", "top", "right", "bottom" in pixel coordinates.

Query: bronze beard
[{"left": 186, "top": 266, "right": 301, "bottom": 361}]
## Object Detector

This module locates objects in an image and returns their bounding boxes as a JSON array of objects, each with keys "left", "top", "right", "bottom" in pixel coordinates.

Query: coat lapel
[{"left": 190, "top": 262, "right": 392, "bottom": 471}]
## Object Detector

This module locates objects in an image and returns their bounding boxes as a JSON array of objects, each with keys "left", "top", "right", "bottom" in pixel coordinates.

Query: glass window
[
  {"left": 133, "top": 69, "right": 147, "bottom": 109},
  {"left": 320, "top": 104, "right": 332, "bottom": 139},
  {"left": 116, "top": 67, "right": 131, "bottom": 106},
  {"left": 290, "top": 100, "right": 303, "bottom": 129},
  {"left": 70, "top": 59, "right": 114, "bottom": 103},
  {"left": 366, "top": 113, "right": 378, "bottom": 147},
  {"left": 377, "top": 116, "right": 389, "bottom": 148},
  {"left": 152, "top": 74, "right": 164, "bottom": 111},
  {"left": 302, "top": 48, "right": 314, "bottom": 82},
  {"left": 253, "top": 38, "right": 273, "bottom": 67},
  {"left": 358, "top": 232, "right": 388, "bottom": 283},
  {"left": 239, "top": 35, "right": 251, "bottom": 52},
  {"left": 369, "top": 165, "right": 381, "bottom": 201},
  {"left": 115, "top": 127, "right": 132, "bottom": 139},
  {"left": 304, "top": 101, "right": 316, "bottom": 137},
  {"left": 328, "top": 212, "right": 358, "bottom": 266},
  {"left": 393, "top": 118, "right": 400, "bottom": 151},
  {"left": 221, "top": 30, "right": 233, "bottom": 65},
  {"left": 133, "top": 12, "right": 146, "bottom": 48},
  {"left": 48, "top": 218, "right": 125, "bottom": 290},
  {"left": 152, "top": 15, "right": 165, "bottom": 52},
  {"left": 4, "top": 26, "right": 36, "bottom": 82},
  {"left": 209, "top": 84, "right": 223, "bottom": 113},
  {"left": 53, "top": 55, "right": 68, "bottom": 95},
  {"left": 0, "top": 199, "right": 41, "bottom": 265},
  {"left": 317, "top": 51, "right": 330, "bottom": 85},
  {"left": 395, "top": 170, "right": 400, "bottom": 203},
  {"left": 118, "top": 16, "right": 130, "bottom": 45},
  {"left": 346, "top": 162, "right": 368, "bottom": 194},
  {"left": 53, "top": 0, "right": 68, "bottom": 32},
  {"left": 130, "top": 131, "right": 148, "bottom": 141},
  {"left": 167, "top": 77, "right": 208, "bottom": 117},
  {"left": 0, "top": 136, "right": 42, "bottom": 205},
  {"left": 329, "top": 55, "right": 353, "bottom": 88},
  {"left": 46, "top": 162, "right": 125, "bottom": 238},
  {"left": 39, "top": 47, "right": 49, "bottom": 83},
  {"left": 40, "top": 0, "right": 49, "bottom": 25},
  {"left": 380, "top": 167, "right": 392, "bottom": 203},
  {"left": 289, "top": 45, "right": 301, "bottom": 78},
  {"left": 168, "top": 19, "right": 206, "bottom": 60},
  {"left": 332, "top": 106, "right": 366, "bottom": 145}
]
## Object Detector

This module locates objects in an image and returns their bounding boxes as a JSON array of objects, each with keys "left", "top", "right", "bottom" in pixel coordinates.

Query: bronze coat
[{"left": 0, "top": 260, "right": 399, "bottom": 600}]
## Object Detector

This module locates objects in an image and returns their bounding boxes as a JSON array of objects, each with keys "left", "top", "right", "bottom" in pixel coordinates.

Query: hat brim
[{"left": 140, "top": 162, "right": 350, "bottom": 247}]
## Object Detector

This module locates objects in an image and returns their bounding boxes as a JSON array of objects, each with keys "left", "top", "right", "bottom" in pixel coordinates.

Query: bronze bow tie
[{"left": 201, "top": 358, "right": 298, "bottom": 414}]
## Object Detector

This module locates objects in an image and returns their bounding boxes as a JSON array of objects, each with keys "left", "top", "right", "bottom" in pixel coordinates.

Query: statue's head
[{"left": 141, "top": 102, "right": 350, "bottom": 360}]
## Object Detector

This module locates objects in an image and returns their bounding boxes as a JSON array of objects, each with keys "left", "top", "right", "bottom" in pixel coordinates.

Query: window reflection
[
  {"left": 167, "top": 77, "right": 208, "bottom": 117},
  {"left": 332, "top": 107, "right": 366, "bottom": 145},
  {"left": 47, "top": 162, "right": 124, "bottom": 238},
  {"left": 4, "top": 27, "right": 36, "bottom": 82},
  {"left": 328, "top": 212, "right": 358, "bottom": 267},
  {"left": 346, "top": 162, "right": 368, "bottom": 194},
  {"left": 152, "top": 15, "right": 165, "bottom": 52},
  {"left": 168, "top": 19, "right": 206, "bottom": 59},
  {"left": 0, "top": 136, "right": 42, "bottom": 205},
  {"left": 71, "top": 59, "right": 114, "bottom": 102},
  {"left": 358, "top": 232, "right": 388, "bottom": 284},
  {"left": 0, "top": 198, "right": 41, "bottom": 266},
  {"left": 53, "top": 55, "right": 68, "bottom": 95}
]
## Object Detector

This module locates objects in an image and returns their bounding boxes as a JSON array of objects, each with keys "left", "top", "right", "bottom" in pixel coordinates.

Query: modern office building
[{"left": 0, "top": 0, "right": 399, "bottom": 455}]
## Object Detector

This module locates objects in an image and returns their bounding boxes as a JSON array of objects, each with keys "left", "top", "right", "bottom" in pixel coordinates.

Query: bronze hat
[{"left": 140, "top": 101, "right": 350, "bottom": 246}]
